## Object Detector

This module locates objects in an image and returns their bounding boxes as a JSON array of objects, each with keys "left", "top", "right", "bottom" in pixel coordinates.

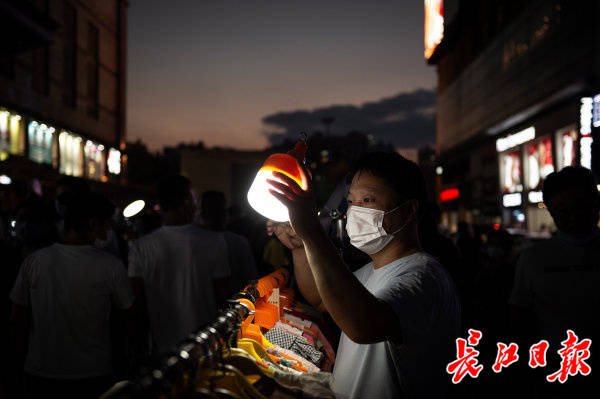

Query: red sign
[{"left": 440, "top": 188, "right": 459, "bottom": 202}]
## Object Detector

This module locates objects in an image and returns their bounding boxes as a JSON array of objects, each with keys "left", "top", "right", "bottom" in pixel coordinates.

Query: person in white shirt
[
  {"left": 509, "top": 166, "right": 600, "bottom": 396},
  {"left": 197, "top": 190, "right": 258, "bottom": 295},
  {"left": 10, "top": 191, "right": 134, "bottom": 399},
  {"left": 129, "top": 175, "right": 230, "bottom": 357},
  {"left": 269, "top": 152, "right": 460, "bottom": 398}
]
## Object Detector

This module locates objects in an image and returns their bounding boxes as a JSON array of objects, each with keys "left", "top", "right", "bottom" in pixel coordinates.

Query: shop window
[
  {"left": 524, "top": 137, "right": 554, "bottom": 191},
  {"left": 84, "top": 140, "right": 105, "bottom": 180},
  {"left": 0, "top": 110, "right": 24, "bottom": 160},
  {"left": 107, "top": 148, "right": 121, "bottom": 175},
  {"left": 28, "top": 121, "right": 56, "bottom": 165},
  {"left": 59, "top": 131, "right": 83, "bottom": 176},
  {"left": 499, "top": 150, "right": 522, "bottom": 193},
  {"left": 556, "top": 129, "right": 577, "bottom": 170}
]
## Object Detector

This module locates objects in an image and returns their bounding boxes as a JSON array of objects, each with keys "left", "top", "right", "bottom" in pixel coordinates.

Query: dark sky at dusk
[{"left": 127, "top": 1, "right": 435, "bottom": 151}]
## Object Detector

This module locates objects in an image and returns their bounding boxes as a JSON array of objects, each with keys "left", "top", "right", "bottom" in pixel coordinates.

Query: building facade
[
  {"left": 427, "top": 0, "right": 600, "bottom": 232},
  {"left": 0, "top": 0, "right": 127, "bottom": 189}
]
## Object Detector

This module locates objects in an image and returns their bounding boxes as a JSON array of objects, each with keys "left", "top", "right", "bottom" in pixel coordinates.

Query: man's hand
[
  {"left": 267, "top": 220, "right": 304, "bottom": 250},
  {"left": 267, "top": 169, "right": 320, "bottom": 240}
]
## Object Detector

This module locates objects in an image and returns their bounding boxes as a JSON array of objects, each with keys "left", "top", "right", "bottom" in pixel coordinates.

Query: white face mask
[{"left": 345, "top": 202, "right": 413, "bottom": 254}]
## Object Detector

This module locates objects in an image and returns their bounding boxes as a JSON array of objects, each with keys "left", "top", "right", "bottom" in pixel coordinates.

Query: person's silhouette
[{"left": 509, "top": 167, "right": 600, "bottom": 397}]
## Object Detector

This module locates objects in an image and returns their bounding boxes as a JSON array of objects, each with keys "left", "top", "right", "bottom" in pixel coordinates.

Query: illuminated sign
[
  {"left": 503, "top": 193, "right": 522, "bottom": 207},
  {"left": 424, "top": 0, "right": 444, "bottom": 59},
  {"left": 580, "top": 97, "right": 593, "bottom": 170},
  {"left": 593, "top": 94, "right": 600, "bottom": 128},
  {"left": 528, "top": 191, "right": 543, "bottom": 204},
  {"left": 496, "top": 127, "right": 535, "bottom": 152},
  {"left": 525, "top": 137, "right": 553, "bottom": 191},
  {"left": 440, "top": 188, "right": 459, "bottom": 202}
]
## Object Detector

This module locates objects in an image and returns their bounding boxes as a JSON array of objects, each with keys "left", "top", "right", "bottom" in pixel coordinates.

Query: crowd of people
[
  {"left": 0, "top": 175, "right": 260, "bottom": 398},
  {"left": 1, "top": 152, "right": 598, "bottom": 398}
]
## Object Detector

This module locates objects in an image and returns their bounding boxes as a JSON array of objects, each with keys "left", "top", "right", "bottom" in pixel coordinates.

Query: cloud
[{"left": 262, "top": 88, "right": 435, "bottom": 148}]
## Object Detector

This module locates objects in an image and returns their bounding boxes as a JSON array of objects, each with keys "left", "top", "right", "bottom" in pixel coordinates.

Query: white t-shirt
[
  {"left": 509, "top": 233, "right": 600, "bottom": 343},
  {"left": 128, "top": 225, "right": 230, "bottom": 355},
  {"left": 332, "top": 252, "right": 460, "bottom": 399},
  {"left": 10, "top": 244, "right": 134, "bottom": 379},
  {"left": 222, "top": 231, "right": 258, "bottom": 294}
]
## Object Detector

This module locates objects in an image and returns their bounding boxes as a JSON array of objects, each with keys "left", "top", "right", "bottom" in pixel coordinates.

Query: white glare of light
[
  {"left": 436, "top": 166, "right": 443, "bottom": 175},
  {"left": 0, "top": 175, "right": 11, "bottom": 185},
  {"left": 528, "top": 191, "right": 543, "bottom": 203},
  {"left": 580, "top": 97, "right": 593, "bottom": 135},
  {"left": 597, "top": 185, "right": 600, "bottom": 192},
  {"left": 10, "top": 220, "right": 16, "bottom": 228},
  {"left": 98, "top": 144, "right": 105, "bottom": 151},
  {"left": 580, "top": 136, "right": 593, "bottom": 170},
  {"left": 123, "top": 200, "right": 145, "bottom": 218},
  {"left": 108, "top": 148, "right": 121, "bottom": 175},
  {"left": 503, "top": 193, "right": 522, "bottom": 207},
  {"left": 516, "top": 212, "right": 525, "bottom": 222},
  {"left": 496, "top": 127, "right": 535, "bottom": 152},
  {"left": 247, "top": 169, "right": 290, "bottom": 222}
]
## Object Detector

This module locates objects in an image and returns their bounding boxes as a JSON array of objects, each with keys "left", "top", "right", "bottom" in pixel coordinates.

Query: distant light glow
[
  {"left": 496, "top": 127, "right": 535, "bottom": 152},
  {"left": 108, "top": 148, "right": 121, "bottom": 175},
  {"left": 424, "top": 0, "right": 444, "bottom": 59},
  {"left": 440, "top": 188, "right": 459, "bottom": 202},
  {"left": 123, "top": 200, "right": 145, "bottom": 218},
  {"left": 436, "top": 166, "right": 443, "bottom": 175},
  {"left": 503, "top": 193, "right": 522, "bottom": 207},
  {"left": 0, "top": 174, "right": 11, "bottom": 185},
  {"left": 528, "top": 191, "right": 543, "bottom": 204},
  {"left": 10, "top": 220, "right": 16, "bottom": 228},
  {"left": 516, "top": 212, "right": 526, "bottom": 222},
  {"left": 493, "top": 223, "right": 500, "bottom": 231}
]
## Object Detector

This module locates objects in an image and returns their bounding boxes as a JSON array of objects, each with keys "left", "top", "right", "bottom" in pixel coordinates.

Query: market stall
[{"left": 101, "top": 268, "right": 336, "bottom": 398}]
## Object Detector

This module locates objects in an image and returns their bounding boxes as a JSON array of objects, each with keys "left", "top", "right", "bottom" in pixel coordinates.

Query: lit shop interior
[
  {"left": 497, "top": 94, "right": 599, "bottom": 232},
  {"left": 0, "top": 107, "right": 122, "bottom": 182}
]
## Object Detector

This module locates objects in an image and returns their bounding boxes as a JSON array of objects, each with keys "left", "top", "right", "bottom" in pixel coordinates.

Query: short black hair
[
  {"left": 543, "top": 166, "right": 599, "bottom": 203},
  {"left": 348, "top": 151, "right": 427, "bottom": 211},
  {"left": 157, "top": 174, "right": 191, "bottom": 211},
  {"left": 201, "top": 190, "right": 226, "bottom": 213},
  {"left": 62, "top": 192, "right": 115, "bottom": 231}
]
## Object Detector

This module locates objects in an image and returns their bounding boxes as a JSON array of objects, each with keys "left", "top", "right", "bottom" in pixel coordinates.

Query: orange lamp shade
[{"left": 247, "top": 152, "right": 308, "bottom": 222}]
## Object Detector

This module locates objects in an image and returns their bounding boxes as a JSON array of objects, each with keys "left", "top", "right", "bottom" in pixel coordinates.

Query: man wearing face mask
[
  {"left": 509, "top": 166, "right": 600, "bottom": 396},
  {"left": 268, "top": 152, "right": 460, "bottom": 398}
]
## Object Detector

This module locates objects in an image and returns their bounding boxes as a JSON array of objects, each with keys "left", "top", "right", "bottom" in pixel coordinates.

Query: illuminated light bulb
[
  {"left": 123, "top": 200, "right": 145, "bottom": 218},
  {"left": 0, "top": 174, "right": 12, "bottom": 185},
  {"left": 247, "top": 139, "right": 308, "bottom": 222}
]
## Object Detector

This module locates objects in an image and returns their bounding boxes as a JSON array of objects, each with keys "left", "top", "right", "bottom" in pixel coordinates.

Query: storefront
[
  {"left": 84, "top": 140, "right": 106, "bottom": 181},
  {"left": 495, "top": 92, "right": 600, "bottom": 232},
  {"left": 0, "top": 105, "right": 122, "bottom": 184},
  {"left": 0, "top": 109, "right": 24, "bottom": 161}
]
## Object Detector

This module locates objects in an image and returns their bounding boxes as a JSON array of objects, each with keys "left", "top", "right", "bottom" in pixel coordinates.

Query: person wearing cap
[{"left": 268, "top": 152, "right": 460, "bottom": 399}]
